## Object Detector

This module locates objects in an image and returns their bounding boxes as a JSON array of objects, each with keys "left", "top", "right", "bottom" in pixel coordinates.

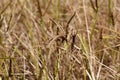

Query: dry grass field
[{"left": 0, "top": 0, "right": 120, "bottom": 80}]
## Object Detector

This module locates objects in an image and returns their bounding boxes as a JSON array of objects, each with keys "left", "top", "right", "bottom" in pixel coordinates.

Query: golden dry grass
[{"left": 0, "top": 0, "right": 120, "bottom": 80}]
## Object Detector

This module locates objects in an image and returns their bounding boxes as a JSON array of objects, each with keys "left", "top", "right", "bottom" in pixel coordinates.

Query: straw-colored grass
[{"left": 0, "top": 0, "right": 120, "bottom": 80}]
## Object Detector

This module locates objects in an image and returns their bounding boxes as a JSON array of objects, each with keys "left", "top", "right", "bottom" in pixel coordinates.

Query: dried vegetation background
[{"left": 0, "top": 0, "right": 120, "bottom": 80}]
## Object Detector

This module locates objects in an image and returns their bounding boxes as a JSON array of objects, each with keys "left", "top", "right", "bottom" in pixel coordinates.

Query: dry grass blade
[
  {"left": 96, "top": 53, "right": 104, "bottom": 80},
  {"left": 90, "top": 0, "right": 98, "bottom": 12},
  {"left": 71, "top": 31, "right": 76, "bottom": 51},
  {"left": 36, "top": 0, "right": 42, "bottom": 18},
  {"left": 0, "top": 1, "right": 12, "bottom": 15},
  {"left": 8, "top": 58, "right": 12, "bottom": 78},
  {"left": 7, "top": 14, "right": 12, "bottom": 32},
  {"left": 49, "top": 18, "right": 65, "bottom": 33},
  {"left": 43, "top": 0, "right": 52, "bottom": 16},
  {"left": 65, "top": 12, "right": 76, "bottom": 39}
]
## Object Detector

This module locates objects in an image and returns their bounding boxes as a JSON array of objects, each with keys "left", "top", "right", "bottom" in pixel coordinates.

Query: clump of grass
[{"left": 0, "top": 0, "right": 120, "bottom": 80}]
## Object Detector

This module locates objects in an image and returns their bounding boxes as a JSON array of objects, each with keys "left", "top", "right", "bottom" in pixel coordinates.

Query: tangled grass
[{"left": 0, "top": 0, "right": 120, "bottom": 80}]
